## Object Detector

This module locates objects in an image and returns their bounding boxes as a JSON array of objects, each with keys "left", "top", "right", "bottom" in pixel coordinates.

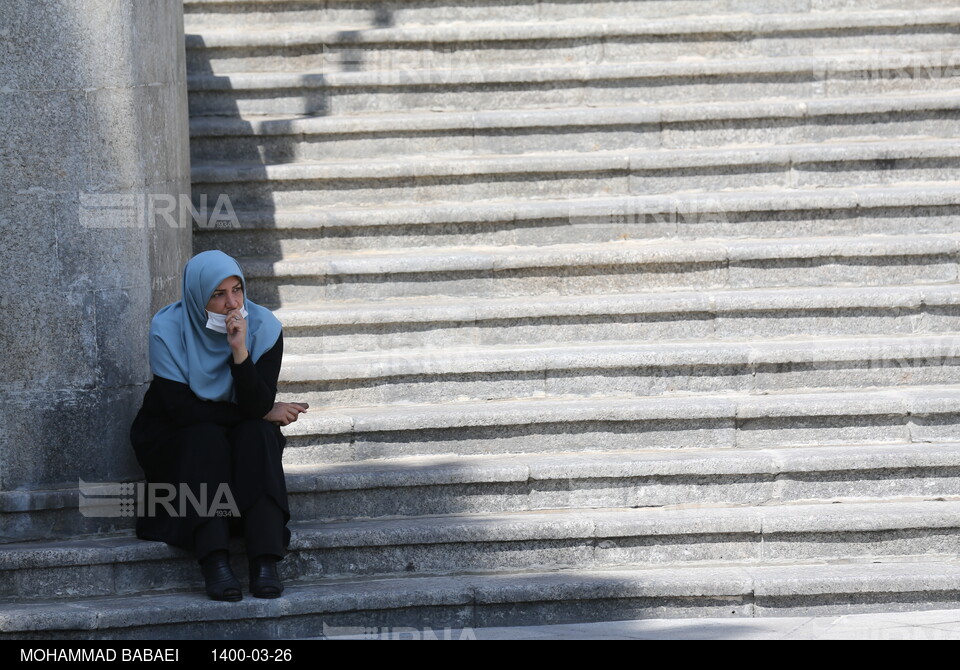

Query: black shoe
[
  {"left": 249, "top": 556, "right": 283, "bottom": 599},
  {"left": 200, "top": 551, "right": 242, "bottom": 602}
]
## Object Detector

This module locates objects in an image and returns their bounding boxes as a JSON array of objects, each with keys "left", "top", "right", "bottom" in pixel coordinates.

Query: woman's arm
[{"left": 230, "top": 332, "right": 284, "bottom": 420}]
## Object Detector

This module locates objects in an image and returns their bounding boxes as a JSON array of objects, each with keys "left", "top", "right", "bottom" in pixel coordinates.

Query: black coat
[{"left": 129, "top": 333, "right": 290, "bottom": 551}]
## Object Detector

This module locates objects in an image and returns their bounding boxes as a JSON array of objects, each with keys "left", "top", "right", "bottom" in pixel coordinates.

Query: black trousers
[
  {"left": 172, "top": 419, "right": 290, "bottom": 564},
  {"left": 195, "top": 495, "right": 286, "bottom": 563}
]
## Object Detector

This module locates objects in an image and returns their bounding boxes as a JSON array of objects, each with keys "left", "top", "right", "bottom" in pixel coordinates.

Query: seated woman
[{"left": 130, "top": 250, "right": 307, "bottom": 601}]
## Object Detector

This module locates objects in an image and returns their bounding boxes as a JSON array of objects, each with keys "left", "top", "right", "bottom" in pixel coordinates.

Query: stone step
[
  {"left": 273, "top": 284, "right": 960, "bottom": 355},
  {"left": 129, "top": 500, "right": 960, "bottom": 579},
  {"left": 11, "top": 436, "right": 960, "bottom": 544},
  {"left": 191, "top": 138, "right": 960, "bottom": 210},
  {"left": 276, "top": 333, "right": 960, "bottom": 408},
  {"left": 0, "top": 500, "right": 960, "bottom": 604},
  {"left": 195, "top": 185, "right": 960, "bottom": 256},
  {"left": 184, "top": 10, "right": 960, "bottom": 74},
  {"left": 189, "top": 93, "right": 960, "bottom": 164},
  {"left": 239, "top": 233, "right": 960, "bottom": 304},
  {"left": 8, "top": 435, "right": 960, "bottom": 545},
  {"left": 277, "top": 385, "right": 960, "bottom": 463},
  {"left": 183, "top": 0, "right": 960, "bottom": 30},
  {"left": 282, "top": 442, "right": 960, "bottom": 520},
  {"left": 186, "top": 50, "right": 960, "bottom": 116},
  {"left": 0, "top": 486, "right": 135, "bottom": 546},
  {"left": 9, "top": 560, "right": 960, "bottom": 639},
  {"left": 5, "top": 500, "right": 960, "bottom": 602},
  {"left": 7, "top": 534, "right": 960, "bottom": 639}
]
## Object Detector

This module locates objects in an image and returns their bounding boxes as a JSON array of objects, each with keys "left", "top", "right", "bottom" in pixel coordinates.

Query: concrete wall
[{"left": 0, "top": 0, "right": 191, "bottom": 493}]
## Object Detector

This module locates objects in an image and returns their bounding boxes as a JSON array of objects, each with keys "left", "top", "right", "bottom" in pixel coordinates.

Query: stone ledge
[
  {"left": 186, "top": 48, "right": 960, "bottom": 90},
  {"left": 221, "top": 185, "right": 960, "bottom": 229},
  {"left": 5, "top": 500, "right": 960, "bottom": 569},
  {"left": 242, "top": 233, "right": 960, "bottom": 280},
  {"left": 6, "top": 561, "right": 960, "bottom": 637},
  {"left": 276, "top": 331, "right": 960, "bottom": 382},
  {"left": 188, "top": 92, "right": 960, "bottom": 138},
  {"left": 184, "top": 8, "right": 960, "bottom": 47},
  {"left": 273, "top": 284, "right": 951, "bottom": 327},
  {"left": 9, "top": 440, "right": 959, "bottom": 527},
  {"left": 191, "top": 137, "right": 960, "bottom": 183},
  {"left": 278, "top": 384, "right": 960, "bottom": 434},
  {"left": 282, "top": 441, "right": 960, "bottom": 490}
]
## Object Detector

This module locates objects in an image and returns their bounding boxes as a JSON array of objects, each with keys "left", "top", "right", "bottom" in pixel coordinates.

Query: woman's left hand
[
  {"left": 264, "top": 402, "right": 309, "bottom": 427},
  {"left": 226, "top": 308, "right": 248, "bottom": 363}
]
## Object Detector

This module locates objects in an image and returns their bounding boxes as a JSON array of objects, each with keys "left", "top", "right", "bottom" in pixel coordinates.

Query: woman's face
[{"left": 206, "top": 275, "right": 244, "bottom": 314}]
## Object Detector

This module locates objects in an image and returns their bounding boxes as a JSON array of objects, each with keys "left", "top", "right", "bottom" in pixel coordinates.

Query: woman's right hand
[{"left": 263, "top": 402, "right": 309, "bottom": 427}]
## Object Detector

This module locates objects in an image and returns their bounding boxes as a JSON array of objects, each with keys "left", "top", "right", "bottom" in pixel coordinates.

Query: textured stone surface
[
  {"left": 0, "top": 0, "right": 190, "bottom": 494},
  {"left": 190, "top": 94, "right": 960, "bottom": 164},
  {"left": 0, "top": 90, "right": 91, "bottom": 194},
  {"left": 182, "top": 10, "right": 960, "bottom": 77},
  {"left": 0, "top": 0, "right": 131, "bottom": 92},
  {"left": 271, "top": 335, "right": 960, "bottom": 407},
  {"left": 182, "top": 0, "right": 959, "bottom": 31},
  {"left": 0, "top": 288, "right": 98, "bottom": 394},
  {"left": 201, "top": 200, "right": 960, "bottom": 257},
  {"left": 276, "top": 387, "right": 960, "bottom": 461},
  {"left": 9, "top": 500, "right": 960, "bottom": 599},
  {"left": 0, "top": 386, "right": 144, "bottom": 490},
  {"left": 185, "top": 43, "right": 960, "bottom": 115},
  {"left": 199, "top": 185, "right": 960, "bottom": 251},
  {"left": 94, "top": 286, "right": 153, "bottom": 388},
  {"left": 5, "top": 550, "right": 960, "bottom": 637},
  {"left": 192, "top": 139, "right": 960, "bottom": 211},
  {"left": 239, "top": 232, "right": 960, "bottom": 305}
]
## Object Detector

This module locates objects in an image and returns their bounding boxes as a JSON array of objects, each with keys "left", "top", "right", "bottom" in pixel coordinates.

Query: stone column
[{"left": 0, "top": 0, "right": 191, "bottom": 538}]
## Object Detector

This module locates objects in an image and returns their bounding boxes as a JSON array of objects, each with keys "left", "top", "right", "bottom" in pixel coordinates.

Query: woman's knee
[
  {"left": 231, "top": 418, "right": 280, "bottom": 440},
  {"left": 228, "top": 419, "right": 283, "bottom": 460},
  {"left": 179, "top": 422, "right": 229, "bottom": 445},
  {"left": 177, "top": 423, "right": 233, "bottom": 469}
]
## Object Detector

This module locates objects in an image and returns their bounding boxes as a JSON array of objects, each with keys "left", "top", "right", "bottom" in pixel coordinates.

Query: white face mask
[{"left": 205, "top": 306, "right": 248, "bottom": 334}]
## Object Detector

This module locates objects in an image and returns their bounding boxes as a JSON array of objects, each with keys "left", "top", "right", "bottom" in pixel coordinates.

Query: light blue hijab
[{"left": 149, "top": 250, "right": 282, "bottom": 402}]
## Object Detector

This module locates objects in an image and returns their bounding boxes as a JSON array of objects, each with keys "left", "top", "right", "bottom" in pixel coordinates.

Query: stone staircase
[{"left": 5, "top": 0, "right": 960, "bottom": 639}]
